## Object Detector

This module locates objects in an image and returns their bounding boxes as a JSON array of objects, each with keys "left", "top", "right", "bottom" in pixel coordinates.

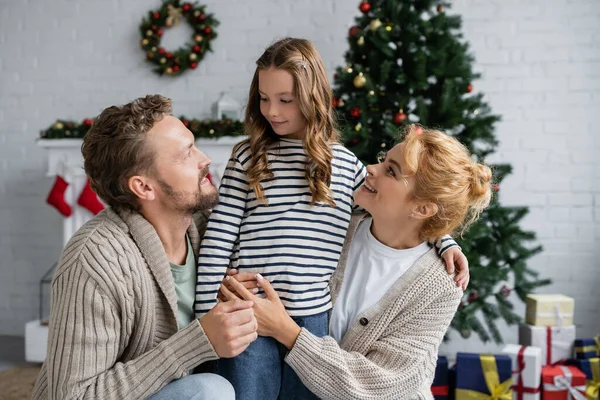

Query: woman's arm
[{"left": 223, "top": 273, "right": 462, "bottom": 400}]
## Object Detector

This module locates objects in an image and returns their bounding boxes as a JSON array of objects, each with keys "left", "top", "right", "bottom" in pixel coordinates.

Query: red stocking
[
  {"left": 46, "top": 175, "right": 72, "bottom": 217},
  {"left": 77, "top": 179, "right": 104, "bottom": 215}
]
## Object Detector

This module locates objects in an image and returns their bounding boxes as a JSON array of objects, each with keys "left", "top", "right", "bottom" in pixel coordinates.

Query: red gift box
[{"left": 542, "top": 365, "right": 587, "bottom": 400}]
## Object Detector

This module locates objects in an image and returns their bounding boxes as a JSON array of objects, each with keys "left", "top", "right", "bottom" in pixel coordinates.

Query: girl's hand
[
  {"left": 442, "top": 247, "right": 469, "bottom": 290},
  {"left": 217, "top": 269, "right": 259, "bottom": 302},
  {"left": 220, "top": 274, "right": 301, "bottom": 349}
]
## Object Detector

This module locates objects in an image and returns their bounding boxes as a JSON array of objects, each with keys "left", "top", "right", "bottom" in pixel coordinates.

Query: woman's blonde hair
[
  {"left": 400, "top": 124, "right": 493, "bottom": 240},
  {"left": 243, "top": 37, "right": 340, "bottom": 205}
]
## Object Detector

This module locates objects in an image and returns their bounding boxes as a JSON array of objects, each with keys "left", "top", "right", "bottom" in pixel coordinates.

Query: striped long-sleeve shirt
[{"left": 195, "top": 138, "right": 367, "bottom": 317}]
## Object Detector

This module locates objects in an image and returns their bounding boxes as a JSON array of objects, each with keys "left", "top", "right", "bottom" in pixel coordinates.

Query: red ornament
[
  {"left": 190, "top": 62, "right": 198, "bottom": 69},
  {"left": 349, "top": 25, "right": 360, "bottom": 37},
  {"left": 359, "top": 1, "right": 371, "bottom": 13},
  {"left": 350, "top": 107, "right": 362, "bottom": 118},
  {"left": 393, "top": 112, "right": 407, "bottom": 125},
  {"left": 83, "top": 118, "right": 93, "bottom": 127},
  {"left": 147, "top": 53, "right": 154, "bottom": 59},
  {"left": 199, "top": 13, "right": 206, "bottom": 21},
  {"left": 466, "top": 84, "right": 473, "bottom": 93},
  {"left": 182, "top": 119, "right": 190, "bottom": 127},
  {"left": 166, "top": 52, "right": 173, "bottom": 58},
  {"left": 158, "top": 47, "right": 166, "bottom": 54},
  {"left": 152, "top": 25, "right": 158, "bottom": 30},
  {"left": 182, "top": 3, "right": 191, "bottom": 11},
  {"left": 204, "top": 27, "right": 212, "bottom": 34},
  {"left": 157, "top": 29, "right": 164, "bottom": 36},
  {"left": 494, "top": 184, "right": 499, "bottom": 192},
  {"left": 173, "top": 65, "right": 180, "bottom": 72},
  {"left": 193, "top": 45, "right": 200, "bottom": 52},
  {"left": 468, "top": 292, "right": 478, "bottom": 303},
  {"left": 152, "top": 12, "right": 160, "bottom": 19},
  {"left": 347, "top": 138, "right": 360, "bottom": 147},
  {"left": 332, "top": 97, "right": 340, "bottom": 108}
]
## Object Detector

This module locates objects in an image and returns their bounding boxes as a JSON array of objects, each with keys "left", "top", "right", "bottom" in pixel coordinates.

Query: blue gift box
[
  {"left": 455, "top": 352, "right": 512, "bottom": 397},
  {"left": 570, "top": 357, "right": 600, "bottom": 380},
  {"left": 575, "top": 338, "right": 599, "bottom": 359},
  {"left": 432, "top": 356, "right": 449, "bottom": 400}
]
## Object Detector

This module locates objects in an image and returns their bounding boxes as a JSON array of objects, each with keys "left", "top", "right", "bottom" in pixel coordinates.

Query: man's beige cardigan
[
  {"left": 32, "top": 208, "right": 217, "bottom": 399},
  {"left": 286, "top": 213, "right": 464, "bottom": 400}
]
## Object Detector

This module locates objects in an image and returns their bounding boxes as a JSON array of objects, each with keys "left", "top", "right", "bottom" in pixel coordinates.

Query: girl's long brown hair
[{"left": 244, "top": 37, "right": 339, "bottom": 205}]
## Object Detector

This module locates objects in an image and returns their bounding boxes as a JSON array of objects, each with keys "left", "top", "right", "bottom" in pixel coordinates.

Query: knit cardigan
[
  {"left": 285, "top": 213, "right": 463, "bottom": 400},
  {"left": 32, "top": 208, "right": 218, "bottom": 400}
]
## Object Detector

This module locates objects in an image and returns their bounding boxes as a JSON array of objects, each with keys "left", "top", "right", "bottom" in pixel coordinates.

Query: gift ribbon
[
  {"left": 546, "top": 327, "right": 573, "bottom": 365},
  {"left": 431, "top": 385, "right": 449, "bottom": 396},
  {"left": 527, "top": 302, "right": 573, "bottom": 325},
  {"left": 512, "top": 346, "right": 541, "bottom": 400},
  {"left": 586, "top": 358, "right": 600, "bottom": 400},
  {"left": 544, "top": 366, "right": 587, "bottom": 400},
  {"left": 455, "top": 355, "right": 513, "bottom": 399}
]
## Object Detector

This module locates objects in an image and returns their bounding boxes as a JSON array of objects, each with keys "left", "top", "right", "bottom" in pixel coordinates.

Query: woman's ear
[{"left": 411, "top": 202, "right": 438, "bottom": 220}]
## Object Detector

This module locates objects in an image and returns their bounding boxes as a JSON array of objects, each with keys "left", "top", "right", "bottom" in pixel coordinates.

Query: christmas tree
[{"left": 333, "top": 0, "right": 551, "bottom": 343}]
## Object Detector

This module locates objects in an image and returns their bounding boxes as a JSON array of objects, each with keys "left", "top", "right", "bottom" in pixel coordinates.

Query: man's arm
[{"left": 40, "top": 265, "right": 255, "bottom": 400}]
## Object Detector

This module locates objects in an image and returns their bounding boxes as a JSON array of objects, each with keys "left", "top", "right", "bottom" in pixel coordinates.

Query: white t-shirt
[{"left": 330, "top": 217, "right": 431, "bottom": 342}]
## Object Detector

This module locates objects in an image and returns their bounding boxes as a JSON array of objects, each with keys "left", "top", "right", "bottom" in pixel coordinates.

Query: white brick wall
[{"left": 0, "top": 0, "right": 598, "bottom": 357}]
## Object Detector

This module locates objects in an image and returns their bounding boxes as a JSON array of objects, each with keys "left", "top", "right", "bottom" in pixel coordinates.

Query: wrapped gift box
[
  {"left": 432, "top": 356, "right": 449, "bottom": 400},
  {"left": 525, "top": 294, "right": 574, "bottom": 327},
  {"left": 455, "top": 352, "right": 513, "bottom": 399},
  {"left": 502, "top": 344, "right": 542, "bottom": 400},
  {"left": 519, "top": 325, "right": 575, "bottom": 365},
  {"left": 570, "top": 358, "right": 600, "bottom": 400},
  {"left": 574, "top": 337, "right": 600, "bottom": 360},
  {"left": 542, "top": 365, "right": 586, "bottom": 400}
]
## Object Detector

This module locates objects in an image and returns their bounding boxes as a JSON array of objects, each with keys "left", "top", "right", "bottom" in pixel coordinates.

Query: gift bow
[
  {"left": 586, "top": 358, "right": 600, "bottom": 400},
  {"left": 544, "top": 366, "right": 587, "bottom": 400},
  {"left": 456, "top": 355, "right": 513, "bottom": 400}
]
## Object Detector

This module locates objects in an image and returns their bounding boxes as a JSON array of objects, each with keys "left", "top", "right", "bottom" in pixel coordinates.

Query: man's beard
[{"left": 157, "top": 166, "right": 219, "bottom": 214}]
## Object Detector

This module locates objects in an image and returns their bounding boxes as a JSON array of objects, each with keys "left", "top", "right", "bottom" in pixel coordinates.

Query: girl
[
  {"left": 194, "top": 38, "right": 465, "bottom": 399},
  {"left": 221, "top": 125, "right": 492, "bottom": 399}
]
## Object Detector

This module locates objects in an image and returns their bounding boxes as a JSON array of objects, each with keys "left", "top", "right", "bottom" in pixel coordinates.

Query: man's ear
[
  {"left": 128, "top": 175, "right": 156, "bottom": 202},
  {"left": 410, "top": 201, "right": 438, "bottom": 220}
]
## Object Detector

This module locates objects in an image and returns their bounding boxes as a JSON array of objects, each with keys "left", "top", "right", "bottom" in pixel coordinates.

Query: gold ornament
[
  {"left": 160, "top": 57, "right": 167, "bottom": 64},
  {"left": 141, "top": 39, "right": 149, "bottom": 46},
  {"left": 369, "top": 90, "right": 375, "bottom": 95},
  {"left": 346, "top": 66, "right": 353, "bottom": 73},
  {"left": 437, "top": 4, "right": 444, "bottom": 13},
  {"left": 209, "top": 129, "right": 215, "bottom": 135},
  {"left": 353, "top": 72, "right": 367, "bottom": 88},
  {"left": 386, "top": 25, "right": 392, "bottom": 32},
  {"left": 362, "top": 55, "right": 366, "bottom": 59},
  {"left": 65, "top": 130, "right": 71, "bottom": 136},
  {"left": 53, "top": 122, "right": 64, "bottom": 130},
  {"left": 195, "top": 34, "right": 203, "bottom": 42},
  {"left": 338, "top": 99, "right": 345, "bottom": 107},
  {"left": 369, "top": 19, "right": 382, "bottom": 31},
  {"left": 151, "top": 46, "right": 157, "bottom": 52},
  {"left": 355, "top": 123, "right": 362, "bottom": 131},
  {"left": 146, "top": 30, "right": 154, "bottom": 37},
  {"left": 166, "top": 67, "right": 173, "bottom": 74},
  {"left": 189, "top": 53, "right": 198, "bottom": 61},
  {"left": 194, "top": 10, "right": 201, "bottom": 17},
  {"left": 166, "top": 4, "right": 183, "bottom": 27},
  {"left": 380, "top": 142, "right": 386, "bottom": 148},
  {"left": 357, "top": 36, "right": 365, "bottom": 46}
]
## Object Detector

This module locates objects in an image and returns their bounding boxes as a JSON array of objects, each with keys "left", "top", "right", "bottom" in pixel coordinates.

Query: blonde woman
[
  {"left": 195, "top": 37, "right": 466, "bottom": 399},
  {"left": 222, "top": 125, "right": 493, "bottom": 399}
]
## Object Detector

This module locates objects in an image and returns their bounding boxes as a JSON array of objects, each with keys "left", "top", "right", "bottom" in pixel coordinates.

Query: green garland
[
  {"left": 40, "top": 117, "right": 244, "bottom": 140},
  {"left": 140, "top": 0, "right": 219, "bottom": 76}
]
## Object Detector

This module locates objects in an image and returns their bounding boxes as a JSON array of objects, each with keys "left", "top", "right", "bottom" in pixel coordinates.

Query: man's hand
[
  {"left": 441, "top": 246, "right": 469, "bottom": 290},
  {"left": 217, "top": 269, "right": 259, "bottom": 302},
  {"left": 199, "top": 299, "right": 258, "bottom": 358}
]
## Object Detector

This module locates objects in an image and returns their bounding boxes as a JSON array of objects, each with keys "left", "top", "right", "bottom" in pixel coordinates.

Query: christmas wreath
[{"left": 140, "top": 0, "right": 219, "bottom": 76}]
